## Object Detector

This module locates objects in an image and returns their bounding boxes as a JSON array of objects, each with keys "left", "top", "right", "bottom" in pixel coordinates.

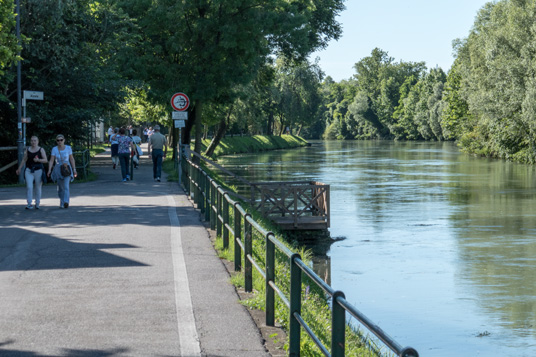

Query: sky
[{"left": 309, "top": 0, "right": 491, "bottom": 81}]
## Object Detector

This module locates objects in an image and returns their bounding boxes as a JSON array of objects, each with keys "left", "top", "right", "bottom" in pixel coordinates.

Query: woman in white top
[
  {"left": 47, "top": 134, "right": 77, "bottom": 208},
  {"left": 15, "top": 135, "right": 48, "bottom": 209}
]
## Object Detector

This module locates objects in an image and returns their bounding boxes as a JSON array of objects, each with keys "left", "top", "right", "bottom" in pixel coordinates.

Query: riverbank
[{"left": 200, "top": 135, "right": 309, "bottom": 158}]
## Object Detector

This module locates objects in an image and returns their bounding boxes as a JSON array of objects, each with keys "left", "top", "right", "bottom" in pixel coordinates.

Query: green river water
[{"left": 216, "top": 140, "right": 536, "bottom": 356}]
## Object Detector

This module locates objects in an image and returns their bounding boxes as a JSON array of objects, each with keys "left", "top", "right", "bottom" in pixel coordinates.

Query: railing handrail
[
  {"left": 179, "top": 154, "right": 419, "bottom": 357},
  {"left": 0, "top": 147, "right": 18, "bottom": 174}
]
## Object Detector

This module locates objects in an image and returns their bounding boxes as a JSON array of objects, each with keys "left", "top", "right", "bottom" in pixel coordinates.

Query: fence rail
[
  {"left": 0, "top": 147, "right": 90, "bottom": 178},
  {"left": 0, "top": 147, "right": 18, "bottom": 174},
  {"left": 179, "top": 153, "right": 419, "bottom": 357}
]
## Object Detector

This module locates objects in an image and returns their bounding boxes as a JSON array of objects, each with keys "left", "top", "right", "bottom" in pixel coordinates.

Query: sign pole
[
  {"left": 16, "top": 0, "right": 23, "bottom": 183},
  {"left": 178, "top": 130, "right": 182, "bottom": 186}
]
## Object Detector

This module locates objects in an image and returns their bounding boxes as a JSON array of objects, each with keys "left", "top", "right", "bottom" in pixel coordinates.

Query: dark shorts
[{"left": 111, "top": 144, "right": 119, "bottom": 156}]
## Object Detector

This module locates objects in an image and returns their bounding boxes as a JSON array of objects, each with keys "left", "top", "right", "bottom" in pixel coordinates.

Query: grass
[{"left": 200, "top": 135, "right": 309, "bottom": 158}]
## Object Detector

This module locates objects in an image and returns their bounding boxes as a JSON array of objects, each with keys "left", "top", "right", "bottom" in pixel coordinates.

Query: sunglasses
[{"left": 56, "top": 139, "right": 64, "bottom": 142}]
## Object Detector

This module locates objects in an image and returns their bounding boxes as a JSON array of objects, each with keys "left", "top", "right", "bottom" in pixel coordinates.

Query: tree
[
  {"left": 0, "top": 0, "right": 133, "bottom": 146},
  {"left": 117, "top": 0, "right": 345, "bottom": 158},
  {"left": 0, "top": 0, "right": 19, "bottom": 86},
  {"left": 455, "top": 0, "right": 536, "bottom": 162},
  {"left": 352, "top": 48, "right": 426, "bottom": 138}
]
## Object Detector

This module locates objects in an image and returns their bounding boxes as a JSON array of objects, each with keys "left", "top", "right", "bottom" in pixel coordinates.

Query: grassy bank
[{"left": 200, "top": 134, "right": 309, "bottom": 158}]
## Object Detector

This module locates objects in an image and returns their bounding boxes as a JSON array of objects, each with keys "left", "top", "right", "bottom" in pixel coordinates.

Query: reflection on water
[{"left": 217, "top": 140, "right": 536, "bottom": 356}]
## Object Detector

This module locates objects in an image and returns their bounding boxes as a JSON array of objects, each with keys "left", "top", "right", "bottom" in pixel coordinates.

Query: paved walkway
[{"left": 0, "top": 145, "right": 270, "bottom": 356}]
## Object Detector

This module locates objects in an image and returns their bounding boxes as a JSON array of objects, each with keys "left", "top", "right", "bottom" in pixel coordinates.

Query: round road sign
[{"left": 171, "top": 92, "right": 190, "bottom": 111}]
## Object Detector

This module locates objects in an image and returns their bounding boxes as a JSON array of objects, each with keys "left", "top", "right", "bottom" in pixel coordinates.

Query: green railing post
[
  {"left": 289, "top": 253, "right": 302, "bottom": 357},
  {"left": 223, "top": 194, "right": 229, "bottom": 249},
  {"left": 234, "top": 203, "right": 242, "bottom": 272},
  {"left": 332, "top": 291, "right": 346, "bottom": 357},
  {"left": 204, "top": 174, "right": 211, "bottom": 222},
  {"left": 210, "top": 181, "right": 216, "bottom": 230},
  {"left": 184, "top": 160, "right": 190, "bottom": 196},
  {"left": 244, "top": 214, "right": 253, "bottom": 293},
  {"left": 266, "top": 232, "right": 275, "bottom": 327},
  {"left": 188, "top": 163, "right": 194, "bottom": 199},
  {"left": 196, "top": 166, "right": 202, "bottom": 207},
  {"left": 199, "top": 170, "right": 205, "bottom": 215},
  {"left": 216, "top": 188, "right": 223, "bottom": 237}
]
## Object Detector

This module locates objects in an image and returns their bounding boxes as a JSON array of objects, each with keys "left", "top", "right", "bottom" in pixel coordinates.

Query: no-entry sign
[{"left": 171, "top": 92, "right": 190, "bottom": 111}]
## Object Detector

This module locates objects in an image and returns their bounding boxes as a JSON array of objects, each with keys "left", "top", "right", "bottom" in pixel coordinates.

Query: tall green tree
[
  {"left": 456, "top": 0, "right": 536, "bottom": 162},
  {"left": 0, "top": 0, "right": 133, "bottom": 146},
  {"left": 351, "top": 48, "right": 426, "bottom": 138},
  {"left": 118, "top": 0, "right": 345, "bottom": 156},
  {"left": 0, "top": 0, "right": 19, "bottom": 84}
]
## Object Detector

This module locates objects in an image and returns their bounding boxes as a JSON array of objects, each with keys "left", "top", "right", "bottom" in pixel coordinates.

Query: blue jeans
[
  {"left": 57, "top": 176, "right": 70, "bottom": 205},
  {"left": 152, "top": 149, "right": 163, "bottom": 179},
  {"left": 118, "top": 153, "right": 130, "bottom": 179}
]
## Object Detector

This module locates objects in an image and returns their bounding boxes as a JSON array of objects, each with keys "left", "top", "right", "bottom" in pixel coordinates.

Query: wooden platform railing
[{"left": 251, "top": 181, "right": 330, "bottom": 230}]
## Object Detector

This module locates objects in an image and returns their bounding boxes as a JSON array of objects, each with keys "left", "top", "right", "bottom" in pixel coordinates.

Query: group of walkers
[
  {"left": 16, "top": 125, "right": 167, "bottom": 210},
  {"left": 16, "top": 134, "right": 77, "bottom": 209},
  {"left": 108, "top": 125, "right": 167, "bottom": 182}
]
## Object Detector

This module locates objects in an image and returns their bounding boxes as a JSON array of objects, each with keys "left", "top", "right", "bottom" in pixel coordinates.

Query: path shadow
[{"left": 0, "top": 228, "right": 148, "bottom": 271}]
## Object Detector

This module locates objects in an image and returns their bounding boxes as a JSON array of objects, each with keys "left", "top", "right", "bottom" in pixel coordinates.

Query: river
[{"left": 215, "top": 140, "right": 536, "bottom": 356}]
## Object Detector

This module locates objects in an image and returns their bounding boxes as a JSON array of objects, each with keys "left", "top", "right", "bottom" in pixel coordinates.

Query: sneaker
[
  {"left": 113, "top": 164, "right": 116, "bottom": 169},
  {"left": 126, "top": 175, "right": 130, "bottom": 181},
  {"left": 64, "top": 203, "right": 69, "bottom": 209},
  {"left": 25, "top": 205, "right": 33, "bottom": 210},
  {"left": 156, "top": 177, "right": 161, "bottom": 182},
  {"left": 59, "top": 203, "right": 64, "bottom": 209},
  {"left": 35, "top": 205, "right": 39, "bottom": 210},
  {"left": 122, "top": 178, "right": 127, "bottom": 182}
]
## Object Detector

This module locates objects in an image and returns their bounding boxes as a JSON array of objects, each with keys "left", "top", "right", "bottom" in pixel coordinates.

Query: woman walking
[
  {"left": 15, "top": 135, "right": 47, "bottom": 209},
  {"left": 117, "top": 128, "right": 135, "bottom": 182},
  {"left": 47, "top": 134, "right": 77, "bottom": 208}
]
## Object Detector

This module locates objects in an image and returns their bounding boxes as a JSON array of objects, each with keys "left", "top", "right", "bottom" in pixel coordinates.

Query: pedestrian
[
  {"left": 117, "top": 127, "right": 136, "bottom": 182},
  {"left": 143, "top": 127, "right": 148, "bottom": 143},
  {"left": 107, "top": 126, "right": 113, "bottom": 144},
  {"left": 146, "top": 126, "right": 154, "bottom": 156},
  {"left": 148, "top": 125, "right": 167, "bottom": 182},
  {"left": 47, "top": 134, "right": 77, "bottom": 209},
  {"left": 110, "top": 127, "right": 119, "bottom": 169},
  {"left": 131, "top": 129, "right": 142, "bottom": 169},
  {"left": 15, "top": 135, "right": 48, "bottom": 209}
]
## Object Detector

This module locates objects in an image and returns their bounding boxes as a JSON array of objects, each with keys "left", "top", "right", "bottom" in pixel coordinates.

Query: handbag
[
  {"left": 60, "top": 163, "right": 72, "bottom": 177},
  {"left": 41, "top": 169, "right": 47, "bottom": 184}
]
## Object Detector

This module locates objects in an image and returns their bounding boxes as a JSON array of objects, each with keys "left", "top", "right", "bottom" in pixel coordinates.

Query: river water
[{"left": 216, "top": 140, "right": 536, "bottom": 356}]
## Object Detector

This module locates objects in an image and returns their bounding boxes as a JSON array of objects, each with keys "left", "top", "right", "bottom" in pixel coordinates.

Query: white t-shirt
[
  {"left": 51, "top": 145, "right": 73, "bottom": 165},
  {"left": 132, "top": 135, "right": 142, "bottom": 145}
]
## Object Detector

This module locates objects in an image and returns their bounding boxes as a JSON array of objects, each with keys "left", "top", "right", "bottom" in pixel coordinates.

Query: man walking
[{"left": 148, "top": 125, "right": 167, "bottom": 182}]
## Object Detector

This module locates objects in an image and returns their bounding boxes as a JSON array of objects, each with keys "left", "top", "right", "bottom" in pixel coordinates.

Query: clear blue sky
[{"left": 309, "top": 0, "right": 491, "bottom": 81}]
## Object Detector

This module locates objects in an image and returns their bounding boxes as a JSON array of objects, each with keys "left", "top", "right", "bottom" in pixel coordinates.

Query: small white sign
[
  {"left": 172, "top": 111, "right": 188, "bottom": 120},
  {"left": 23, "top": 90, "right": 44, "bottom": 100},
  {"left": 174, "top": 119, "right": 186, "bottom": 128},
  {"left": 21, "top": 117, "right": 31, "bottom": 123}
]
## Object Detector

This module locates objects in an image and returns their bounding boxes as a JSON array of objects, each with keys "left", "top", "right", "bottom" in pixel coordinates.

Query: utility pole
[{"left": 16, "top": 0, "right": 24, "bottom": 183}]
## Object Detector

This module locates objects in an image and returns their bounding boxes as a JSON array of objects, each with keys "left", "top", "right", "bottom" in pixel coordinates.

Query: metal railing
[
  {"left": 180, "top": 153, "right": 419, "bottom": 357},
  {"left": 0, "top": 146, "right": 18, "bottom": 174},
  {"left": 73, "top": 149, "right": 90, "bottom": 179}
]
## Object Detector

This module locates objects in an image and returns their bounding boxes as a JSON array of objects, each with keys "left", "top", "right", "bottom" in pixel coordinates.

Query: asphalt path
[{"left": 0, "top": 145, "right": 269, "bottom": 356}]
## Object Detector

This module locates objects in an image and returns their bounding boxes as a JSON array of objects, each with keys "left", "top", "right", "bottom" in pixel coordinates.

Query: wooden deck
[{"left": 251, "top": 181, "right": 330, "bottom": 231}]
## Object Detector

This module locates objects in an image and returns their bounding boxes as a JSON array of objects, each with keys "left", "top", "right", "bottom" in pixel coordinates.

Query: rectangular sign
[
  {"left": 21, "top": 117, "right": 31, "bottom": 123},
  {"left": 172, "top": 111, "right": 188, "bottom": 120},
  {"left": 23, "top": 90, "right": 44, "bottom": 100},
  {"left": 174, "top": 119, "right": 185, "bottom": 128}
]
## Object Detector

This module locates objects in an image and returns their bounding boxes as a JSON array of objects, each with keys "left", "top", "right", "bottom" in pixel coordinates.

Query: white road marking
[{"left": 167, "top": 195, "right": 201, "bottom": 356}]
